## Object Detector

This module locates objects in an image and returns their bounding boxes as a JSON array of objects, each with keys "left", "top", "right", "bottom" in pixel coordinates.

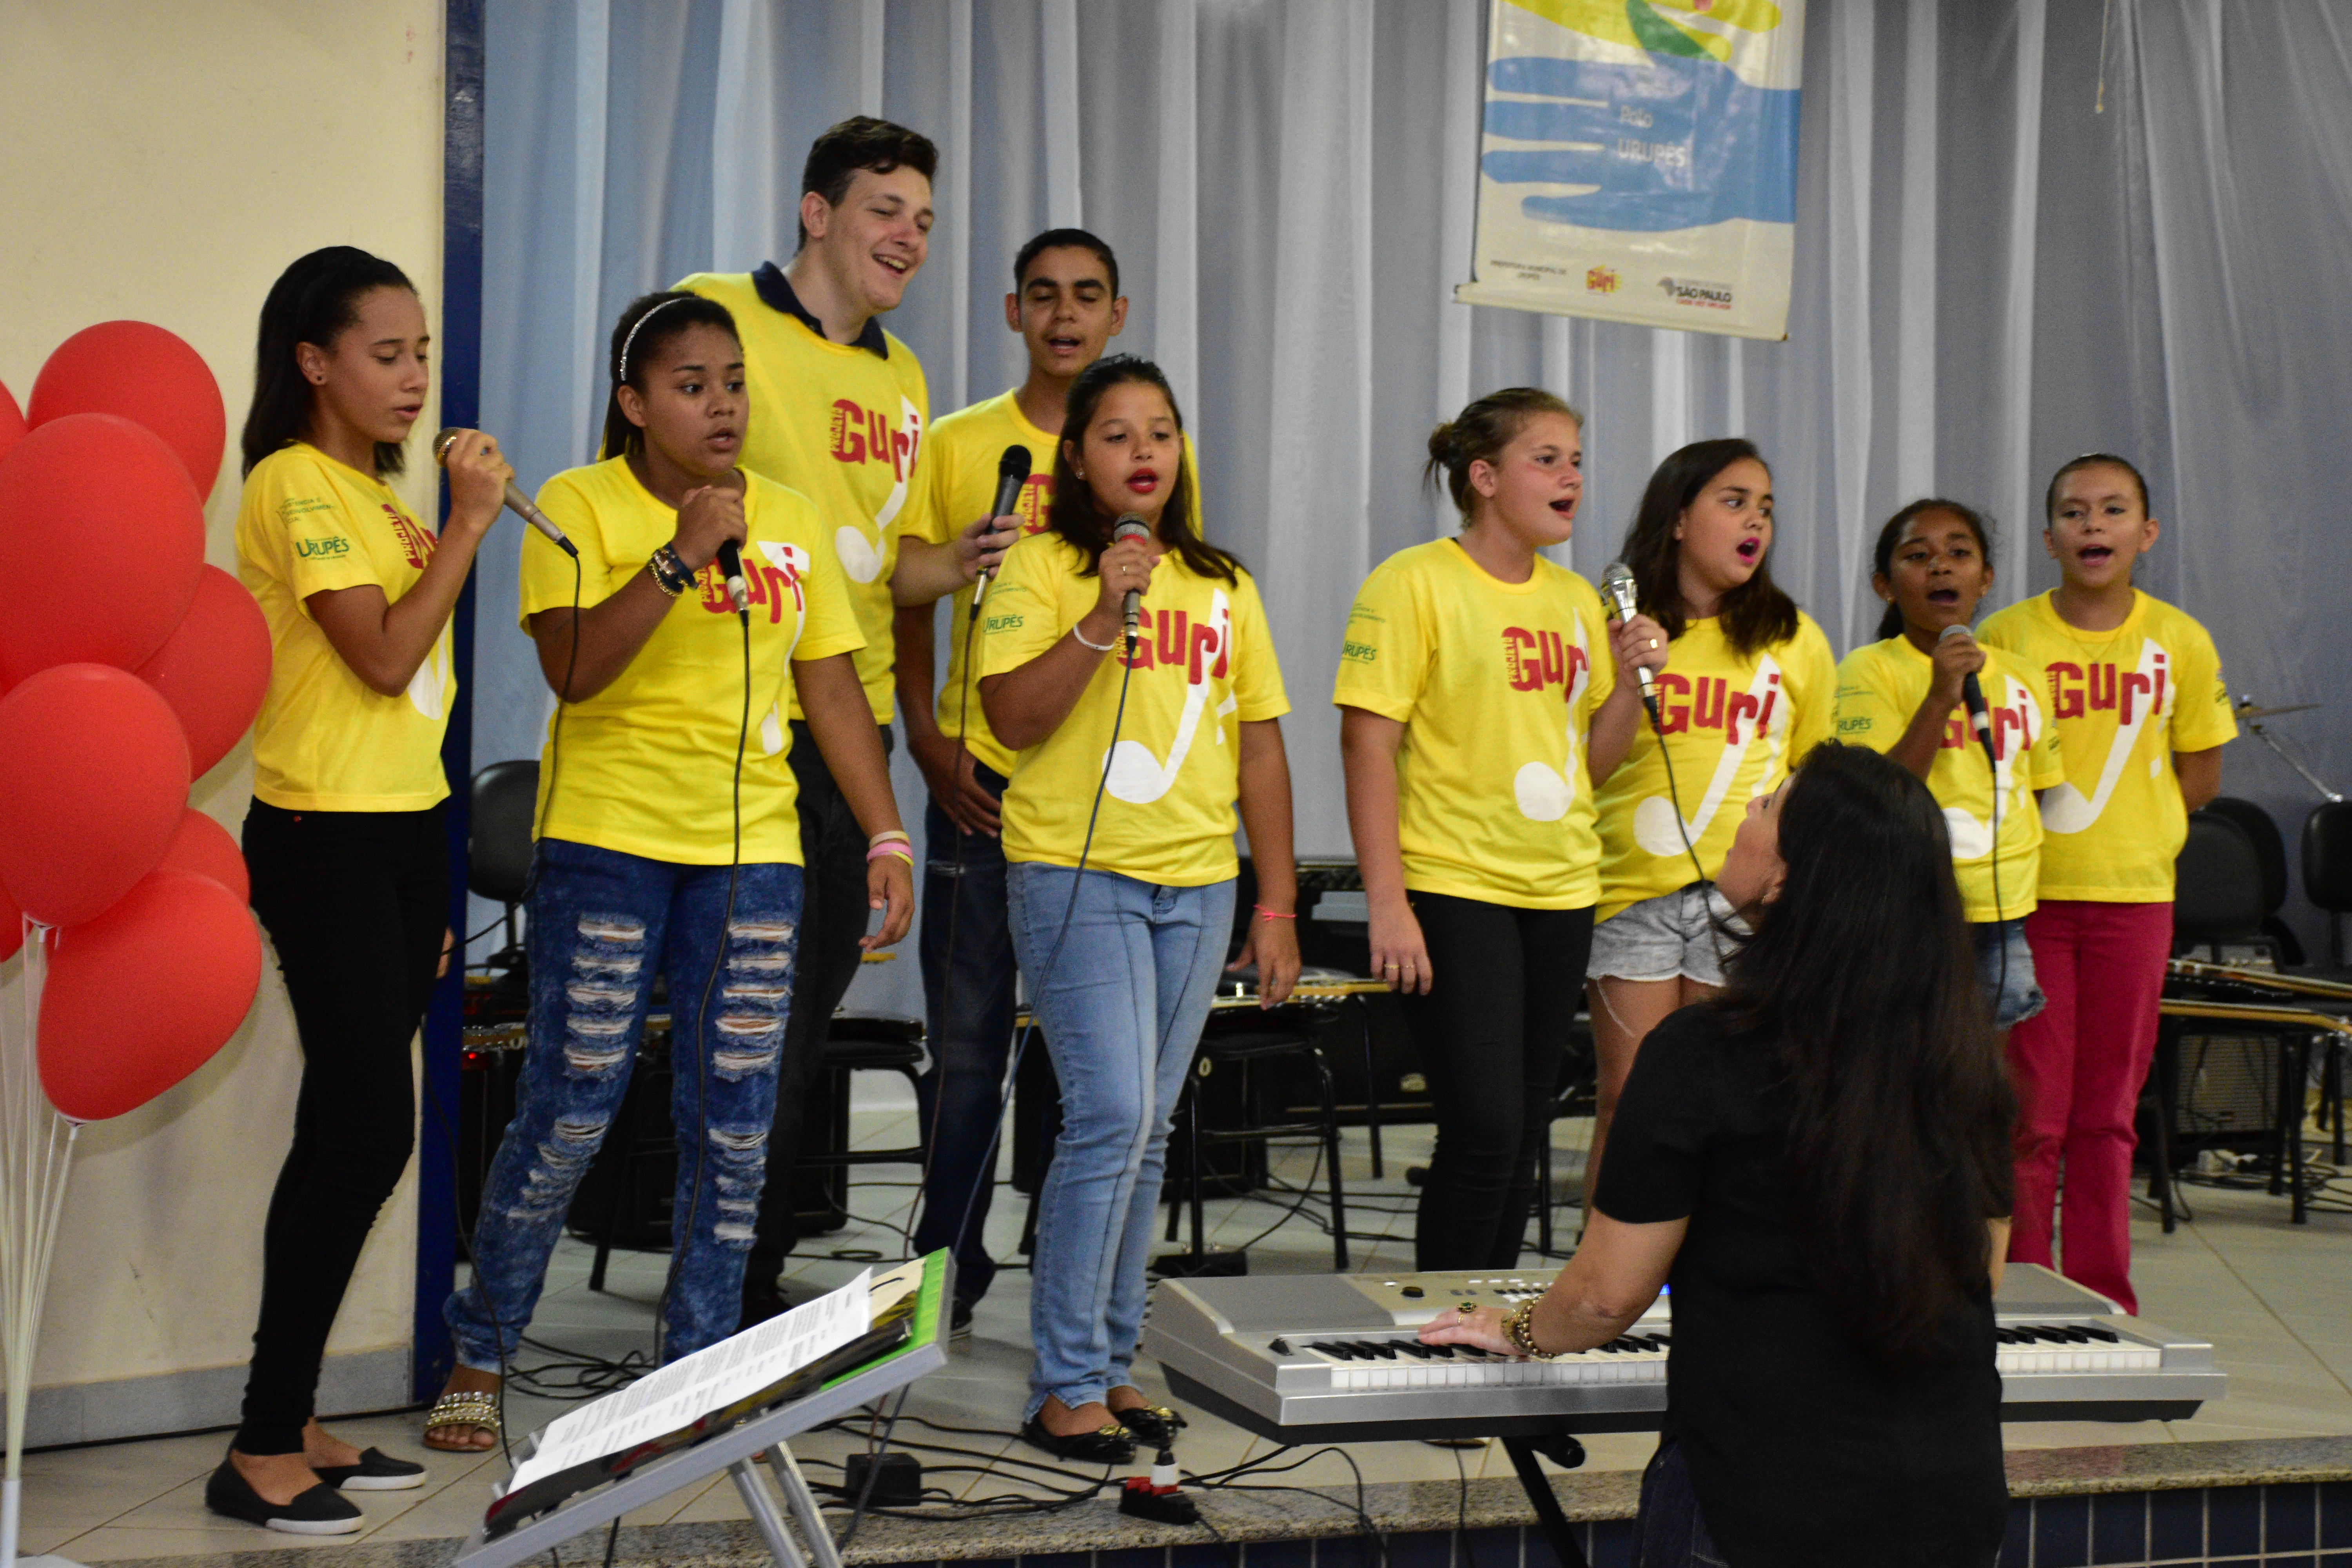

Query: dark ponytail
[
  {"left": 597, "top": 291, "right": 741, "bottom": 461},
  {"left": 242, "top": 247, "right": 418, "bottom": 478},
  {"left": 1423, "top": 387, "right": 1581, "bottom": 517},
  {"left": 1870, "top": 499, "right": 1994, "bottom": 641}
]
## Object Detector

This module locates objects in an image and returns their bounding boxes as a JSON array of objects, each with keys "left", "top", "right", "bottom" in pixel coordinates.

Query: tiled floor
[{"left": 20, "top": 1078, "right": 2352, "bottom": 1562}]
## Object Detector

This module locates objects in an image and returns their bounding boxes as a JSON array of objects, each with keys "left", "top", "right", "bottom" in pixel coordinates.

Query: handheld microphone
[
  {"left": 1600, "top": 561, "right": 1661, "bottom": 726},
  {"left": 1112, "top": 514, "right": 1150, "bottom": 651},
  {"left": 1940, "top": 623, "right": 1998, "bottom": 767},
  {"left": 714, "top": 538, "right": 750, "bottom": 616},
  {"left": 433, "top": 428, "right": 578, "bottom": 557},
  {"left": 971, "top": 446, "right": 1032, "bottom": 613}
]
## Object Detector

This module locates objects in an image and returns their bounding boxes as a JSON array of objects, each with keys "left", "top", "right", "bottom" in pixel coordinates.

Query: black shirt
[{"left": 1592, "top": 1006, "right": 2006, "bottom": 1568}]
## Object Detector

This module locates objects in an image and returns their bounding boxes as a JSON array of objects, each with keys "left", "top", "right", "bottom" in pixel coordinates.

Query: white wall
[{"left": 0, "top": 0, "right": 446, "bottom": 1428}]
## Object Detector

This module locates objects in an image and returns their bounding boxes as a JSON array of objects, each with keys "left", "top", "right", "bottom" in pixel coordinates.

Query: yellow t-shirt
[
  {"left": 1592, "top": 612, "right": 1837, "bottom": 922},
  {"left": 673, "top": 270, "right": 929, "bottom": 723},
  {"left": 1833, "top": 637, "right": 2064, "bottom": 922},
  {"left": 979, "top": 532, "right": 1290, "bottom": 886},
  {"left": 1330, "top": 539, "right": 1617, "bottom": 909},
  {"left": 236, "top": 442, "right": 454, "bottom": 811},
  {"left": 1977, "top": 589, "right": 2236, "bottom": 901},
  {"left": 518, "top": 457, "right": 864, "bottom": 865},
  {"left": 902, "top": 388, "right": 1202, "bottom": 778}
]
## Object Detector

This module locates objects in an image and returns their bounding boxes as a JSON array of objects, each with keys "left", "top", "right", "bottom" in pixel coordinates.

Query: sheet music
[{"left": 506, "top": 1268, "right": 871, "bottom": 1494}]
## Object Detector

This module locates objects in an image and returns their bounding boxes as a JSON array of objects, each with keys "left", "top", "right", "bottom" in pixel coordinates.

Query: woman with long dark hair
[
  {"left": 1584, "top": 439, "right": 1836, "bottom": 1197},
  {"left": 1427, "top": 743, "right": 2016, "bottom": 1566},
  {"left": 979, "top": 354, "right": 1298, "bottom": 1461},
  {"left": 217, "top": 246, "right": 513, "bottom": 1532}
]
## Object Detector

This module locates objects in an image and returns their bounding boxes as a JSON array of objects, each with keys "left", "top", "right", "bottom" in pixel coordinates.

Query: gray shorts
[{"left": 1587, "top": 884, "right": 1744, "bottom": 987}]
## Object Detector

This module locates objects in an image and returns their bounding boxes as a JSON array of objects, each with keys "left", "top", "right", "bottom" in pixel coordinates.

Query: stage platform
[{"left": 20, "top": 1093, "right": 2352, "bottom": 1568}]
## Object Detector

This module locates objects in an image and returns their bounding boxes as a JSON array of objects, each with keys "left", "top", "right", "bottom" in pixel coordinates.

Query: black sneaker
[
  {"left": 310, "top": 1447, "right": 427, "bottom": 1491},
  {"left": 204, "top": 1457, "right": 363, "bottom": 1535},
  {"left": 949, "top": 1299, "right": 975, "bottom": 1339}
]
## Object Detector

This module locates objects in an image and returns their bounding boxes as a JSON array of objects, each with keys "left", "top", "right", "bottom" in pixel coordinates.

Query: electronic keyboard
[{"left": 1142, "top": 1263, "right": 2223, "bottom": 1444}]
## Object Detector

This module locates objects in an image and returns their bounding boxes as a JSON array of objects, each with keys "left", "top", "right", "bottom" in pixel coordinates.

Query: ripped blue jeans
[{"left": 446, "top": 838, "right": 804, "bottom": 1370}]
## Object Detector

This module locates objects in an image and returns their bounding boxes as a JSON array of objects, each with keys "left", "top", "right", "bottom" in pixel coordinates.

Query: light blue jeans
[
  {"left": 1006, "top": 862, "right": 1236, "bottom": 1420},
  {"left": 446, "top": 838, "right": 803, "bottom": 1370}
]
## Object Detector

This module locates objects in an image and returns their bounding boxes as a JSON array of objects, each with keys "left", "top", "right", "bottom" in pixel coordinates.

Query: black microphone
[
  {"left": 1601, "top": 561, "right": 1660, "bottom": 726},
  {"left": 433, "top": 428, "right": 578, "bottom": 557},
  {"left": 1112, "top": 514, "right": 1150, "bottom": 651},
  {"left": 1940, "top": 623, "right": 1998, "bottom": 767},
  {"left": 971, "top": 446, "right": 1032, "bottom": 613},
  {"left": 714, "top": 538, "right": 750, "bottom": 616}
]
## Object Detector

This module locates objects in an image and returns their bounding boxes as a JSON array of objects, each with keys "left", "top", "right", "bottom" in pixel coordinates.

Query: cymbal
[{"left": 2236, "top": 702, "right": 2321, "bottom": 721}]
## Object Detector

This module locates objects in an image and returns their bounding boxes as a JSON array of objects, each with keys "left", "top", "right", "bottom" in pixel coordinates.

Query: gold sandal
[{"left": 422, "top": 1391, "right": 501, "bottom": 1452}]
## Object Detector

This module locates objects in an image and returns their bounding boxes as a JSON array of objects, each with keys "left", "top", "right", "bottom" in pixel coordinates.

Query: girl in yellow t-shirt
[
  {"left": 1977, "top": 454, "right": 2235, "bottom": 1314},
  {"left": 220, "top": 247, "right": 513, "bottom": 1533},
  {"left": 1586, "top": 439, "right": 1837, "bottom": 1196},
  {"left": 1836, "top": 499, "right": 2062, "bottom": 1035},
  {"left": 978, "top": 355, "right": 1296, "bottom": 1463},
  {"left": 429, "top": 293, "right": 914, "bottom": 1448},
  {"left": 1333, "top": 388, "right": 1666, "bottom": 1273}
]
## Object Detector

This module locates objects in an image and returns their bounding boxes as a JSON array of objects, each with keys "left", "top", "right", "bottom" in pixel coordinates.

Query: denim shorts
[
  {"left": 1588, "top": 884, "right": 1743, "bottom": 987},
  {"left": 1971, "top": 916, "right": 2045, "bottom": 1031}
]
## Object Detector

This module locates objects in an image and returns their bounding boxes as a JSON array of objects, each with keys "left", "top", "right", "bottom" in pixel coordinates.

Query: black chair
[
  {"left": 2203, "top": 796, "right": 2303, "bottom": 964},
  {"left": 469, "top": 759, "right": 540, "bottom": 975},
  {"left": 2304, "top": 800, "right": 2352, "bottom": 965},
  {"left": 2151, "top": 812, "right": 2323, "bottom": 1228}
]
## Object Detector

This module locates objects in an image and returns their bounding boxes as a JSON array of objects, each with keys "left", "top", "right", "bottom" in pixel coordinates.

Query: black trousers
[
  {"left": 747, "top": 719, "right": 891, "bottom": 1281},
  {"left": 1397, "top": 891, "right": 1595, "bottom": 1272},
  {"left": 237, "top": 799, "right": 448, "bottom": 1454}
]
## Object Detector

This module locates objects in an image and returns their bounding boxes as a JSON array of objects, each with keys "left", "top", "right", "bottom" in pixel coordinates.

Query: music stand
[{"left": 448, "top": 1252, "right": 952, "bottom": 1568}]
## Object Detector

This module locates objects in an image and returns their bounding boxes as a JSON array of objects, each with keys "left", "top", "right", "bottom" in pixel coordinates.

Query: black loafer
[
  {"left": 204, "top": 1457, "right": 363, "bottom": 1534},
  {"left": 1109, "top": 1401, "right": 1187, "bottom": 1447},
  {"left": 311, "top": 1447, "right": 426, "bottom": 1490},
  {"left": 1018, "top": 1414, "right": 1136, "bottom": 1465}
]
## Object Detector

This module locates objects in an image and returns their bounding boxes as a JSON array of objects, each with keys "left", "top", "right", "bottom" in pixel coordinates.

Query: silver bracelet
[{"left": 1071, "top": 621, "right": 1117, "bottom": 653}]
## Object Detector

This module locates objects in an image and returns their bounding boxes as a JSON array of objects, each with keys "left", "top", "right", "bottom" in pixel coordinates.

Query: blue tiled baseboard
[{"left": 846, "top": 1480, "right": 2352, "bottom": 1568}]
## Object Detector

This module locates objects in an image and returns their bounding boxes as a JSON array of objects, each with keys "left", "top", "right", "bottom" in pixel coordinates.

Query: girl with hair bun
[
  {"left": 216, "top": 246, "right": 513, "bottom": 1534},
  {"left": 427, "top": 290, "right": 913, "bottom": 1450},
  {"left": 1584, "top": 439, "right": 1837, "bottom": 1203},
  {"left": 1334, "top": 388, "right": 1666, "bottom": 1271}
]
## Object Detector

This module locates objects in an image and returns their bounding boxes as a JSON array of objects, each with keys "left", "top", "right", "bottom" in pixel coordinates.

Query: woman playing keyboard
[{"left": 1423, "top": 742, "right": 2014, "bottom": 1568}]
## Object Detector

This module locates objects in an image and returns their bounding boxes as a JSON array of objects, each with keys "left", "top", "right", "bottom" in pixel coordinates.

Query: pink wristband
[
  {"left": 866, "top": 841, "right": 914, "bottom": 864},
  {"left": 1254, "top": 904, "right": 1296, "bottom": 921}
]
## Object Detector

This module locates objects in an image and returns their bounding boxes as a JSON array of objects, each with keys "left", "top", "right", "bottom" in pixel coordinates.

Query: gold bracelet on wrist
[{"left": 1503, "top": 1297, "right": 1551, "bottom": 1359}]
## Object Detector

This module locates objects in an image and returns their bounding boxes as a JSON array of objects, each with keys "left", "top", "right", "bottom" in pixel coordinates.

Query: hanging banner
[{"left": 1455, "top": 0, "right": 1806, "bottom": 341}]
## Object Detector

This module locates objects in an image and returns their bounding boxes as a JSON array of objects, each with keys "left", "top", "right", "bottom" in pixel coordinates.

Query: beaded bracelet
[
  {"left": 1503, "top": 1297, "right": 1552, "bottom": 1359},
  {"left": 646, "top": 544, "right": 693, "bottom": 597}
]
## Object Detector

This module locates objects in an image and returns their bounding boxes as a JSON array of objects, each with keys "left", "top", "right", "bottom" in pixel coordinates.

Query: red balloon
[
  {"left": 0, "top": 878, "right": 20, "bottom": 964},
  {"left": 0, "top": 664, "right": 190, "bottom": 927},
  {"left": 158, "top": 809, "right": 249, "bottom": 904},
  {"left": 133, "top": 565, "right": 271, "bottom": 777},
  {"left": 0, "top": 380, "right": 24, "bottom": 463},
  {"left": 28, "top": 322, "right": 227, "bottom": 500},
  {"left": 39, "top": 869, "right": 261, "bottom": 1122},
  {"left": 0, "top": 414, "right": 205, "bottom": 685}
]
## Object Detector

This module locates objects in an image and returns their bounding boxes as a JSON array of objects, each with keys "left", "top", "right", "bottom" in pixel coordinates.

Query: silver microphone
[
  {"left": 434, "top": 428, "right": 578, "bottom": 557},
  {"left": 1600, "top": 561, "right": 1660, "bottom": 724},
  {"left": 1112, "top": 514, "right": 1150, "bottom": 650}
]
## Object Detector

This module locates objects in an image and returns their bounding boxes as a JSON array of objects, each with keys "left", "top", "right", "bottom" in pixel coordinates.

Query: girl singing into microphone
[
  {"left": 1835, "top": 499, "right": 2061, "bottom": 1035},
  {"left": 217, "top": 246, "right": 512, "bottom": 1533},
  {"left": 1334, "top": 388, "right": 1664, "bottom": 1272},
  {"left": 426, "top": 291, "right": 913, "bottom": 1450},
  {"left": 978, "top": 355, "right": 1297, "bottom": 1462},
  {"left": 1978, "top": 455, "right": 2235, "bottom": 1313},
  {"left": 1585, "top": 440, "right": 1836, "bottom": 1200}
]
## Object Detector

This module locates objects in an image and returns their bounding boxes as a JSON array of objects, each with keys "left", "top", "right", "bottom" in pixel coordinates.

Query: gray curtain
[{"left": 475, "top": 1, "right": 2352, "bottom": 1006}]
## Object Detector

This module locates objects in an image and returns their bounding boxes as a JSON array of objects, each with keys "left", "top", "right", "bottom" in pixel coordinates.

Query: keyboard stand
[
  {"left": 1501, "top": 1436, "right": 1592, "bottom": 1568},
  {"left": 447, "top": 1255, "right": 951, "bottom": 1568}
]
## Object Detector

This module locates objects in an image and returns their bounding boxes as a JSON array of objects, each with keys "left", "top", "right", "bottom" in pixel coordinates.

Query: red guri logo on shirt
[
  {"left": 698, "top": 542, "right": 809, "bottom": 625},
  {"left": 2047, "top": 655, "right": 2168, "bottom": 724},
  {"left": 829, "top": 399, "right": 920, "bottom": 481},
  {"left": 1117, "top": 608, "right": 1229, "bottom": 684},
  {"left": 384, "top": 503, "right": 435, "bottom": 569},
  {"left": 1501, "top": 627, "right": 1586, "bottom": 693},
  {"left": 1016, "top": 473, "right": 1052, "bottom": 533},
  {"left": 1653, "top": 671, "right": 1782, "bottom": 741},
  {"left": 1942, "top": 693, "right": 2033, "bottom": 760}
]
